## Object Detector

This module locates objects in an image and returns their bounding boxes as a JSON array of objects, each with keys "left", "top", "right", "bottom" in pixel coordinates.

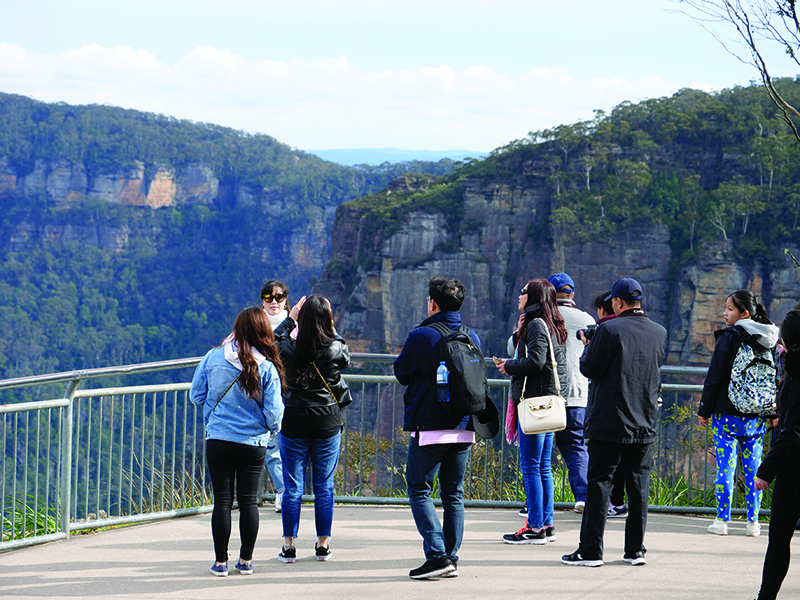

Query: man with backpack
[{"left": 394, "top": 276, "right": 485, "bottom": 580}]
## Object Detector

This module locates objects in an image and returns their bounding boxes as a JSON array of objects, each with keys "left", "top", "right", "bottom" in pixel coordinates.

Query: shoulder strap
[
  {"left": 312, "top": 361, "right": 341, "bottom": 408},
  {"left": 210, "top": 372, "right": 242, "bottom": 414},
  {"left": 521, "top": 318, "right": 561, "bottom": 396}
]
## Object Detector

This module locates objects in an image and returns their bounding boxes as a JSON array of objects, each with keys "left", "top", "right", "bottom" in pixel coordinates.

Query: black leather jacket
[{"left": 504, "top": 313, "right": 568, "bottom": 403}]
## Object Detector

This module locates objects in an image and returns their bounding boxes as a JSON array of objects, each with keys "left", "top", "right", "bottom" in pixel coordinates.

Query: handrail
[{"left": 0, "top": 354, "right": 710, "bottom": 394}]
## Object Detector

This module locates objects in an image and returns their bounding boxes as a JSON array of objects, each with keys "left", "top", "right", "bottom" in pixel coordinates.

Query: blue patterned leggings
[{"left": 711, "top": 413, "right": 766, "bottom": 522}]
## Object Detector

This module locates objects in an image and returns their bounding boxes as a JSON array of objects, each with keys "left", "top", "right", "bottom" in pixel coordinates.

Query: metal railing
[{"left": 0, "top": 357, "right": 760, "bottom": 551}]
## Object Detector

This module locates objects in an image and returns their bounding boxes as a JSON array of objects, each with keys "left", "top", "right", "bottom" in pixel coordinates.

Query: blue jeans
[
  {"left": 406, "top": 435, "right": 472, "bottom": 562},
  {"left": 554, "top": 407, "right": 588, "bottom": 502},
  {"left": 264, "top": 434, "right": 284, "bottom": 494},
  {"left": 518, "top": 425, "right": 554, "bottom": 530},
  {"left": 279, "top": 433, "right": 341, "bottom": 538}
]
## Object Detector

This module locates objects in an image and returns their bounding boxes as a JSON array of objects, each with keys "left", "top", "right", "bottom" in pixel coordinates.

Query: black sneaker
[
  {"left": 518, "top": 506, "right": 528, "bottom": 518},
  {"left": 502, "top": 524, "right": 547, "bottom": 545},
  {"left": 278, "top": 545, "right": 296, "bottom": 563},
  {"left": 315, "top": 543, "right": 332, "bottom": 562},
  {"left": 561, "top": 550, "right": 604, "bottom": 567},
  {"left": 409, "top": 557, "right": 455, "bottom": 579},
  {"left": 545, "top": 525, "right": 556, "bottom": 542},
  {"left": 438, "top": 559, "right": 458, "bottom": 578},
  {"left": 623, "top": 551, "right": 646, "bottom": 566}
]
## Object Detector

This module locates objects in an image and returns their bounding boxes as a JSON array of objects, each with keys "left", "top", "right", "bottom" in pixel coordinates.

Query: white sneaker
[
  {"left": 275, "top": 492, "right": 283, "bottom": 513},
  {"left": 574, "top": 501, "right": 585, "bottom": 514},
  {"left": 707, "top": 519, "right": 728, "bottom": 535},
  {"left": 746, "top": 521, "right": 761, "bottom": 537}
]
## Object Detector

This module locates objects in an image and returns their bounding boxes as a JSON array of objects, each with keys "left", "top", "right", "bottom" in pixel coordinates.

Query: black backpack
[{"left": 426, "top": 322, "right": 488, "bottom": 418}]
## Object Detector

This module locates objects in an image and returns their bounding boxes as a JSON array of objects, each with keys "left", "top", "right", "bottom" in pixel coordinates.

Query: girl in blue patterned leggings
[{"left": 698, "top": 290, "right": 779, "bottom": 536}]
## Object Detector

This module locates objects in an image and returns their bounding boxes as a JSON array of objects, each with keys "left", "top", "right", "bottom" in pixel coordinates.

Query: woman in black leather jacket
[
  {"left": 496, "top": 278, "right": 568, "bottom": 545},
  {"left": 273, "top": 296, "right": 350, "bottom": 564}
]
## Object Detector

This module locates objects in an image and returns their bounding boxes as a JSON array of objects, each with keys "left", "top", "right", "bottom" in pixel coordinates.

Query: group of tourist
[
  {"left": 185, "top": 272, "right": 800, "bottom": 599},
  {"left": 189, "top": 280, "right": 349, "bottom": 576}
]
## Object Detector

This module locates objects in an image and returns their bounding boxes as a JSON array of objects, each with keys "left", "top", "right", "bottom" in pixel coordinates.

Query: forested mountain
[
  {"left": 0, "top": 93, "right": 456, "bottom": 389},
  {"left": 5, "top": 80, "right": 800, "bottom": 398},
  {"left": 315, "top": 80, "right": 800, "bottom": 365}
]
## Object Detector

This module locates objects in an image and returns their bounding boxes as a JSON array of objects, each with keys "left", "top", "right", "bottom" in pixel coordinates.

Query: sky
[{"left": 0, "top": 0, "right": 797, "bottom": 153}]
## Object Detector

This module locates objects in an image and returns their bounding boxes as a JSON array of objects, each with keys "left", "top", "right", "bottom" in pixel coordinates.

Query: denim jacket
[{"left": 190, "top": 346, "right": 284, "bottom": 446}]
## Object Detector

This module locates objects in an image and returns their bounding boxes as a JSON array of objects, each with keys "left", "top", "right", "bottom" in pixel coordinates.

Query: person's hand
[
  {"left": 754, "top": 476, "right": 770, "bottom": 491},
  {"left": 770, "top": 417, "right": 779, "bottom": 428},
  {"left": 579, "top": 330, "right": 590, "bottom": 346},
  {"left": 698, "top": 416, "right": 708, "bottom": 427},
  {"left": 289, "top": 296, "right": 306, "bottom": 321},
  {"left": 496, "top": 359, "right": 508, "bottom": 375}
]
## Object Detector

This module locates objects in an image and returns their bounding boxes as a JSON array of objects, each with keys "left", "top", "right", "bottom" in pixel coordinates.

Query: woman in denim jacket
[{"left": 190, "top": 307, "right": 285, "bottom": 577}]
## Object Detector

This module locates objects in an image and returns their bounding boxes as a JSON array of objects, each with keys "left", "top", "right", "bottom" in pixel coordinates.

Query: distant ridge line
[{"left": 308, "top": 148, "right": 486, "bottom": 166}]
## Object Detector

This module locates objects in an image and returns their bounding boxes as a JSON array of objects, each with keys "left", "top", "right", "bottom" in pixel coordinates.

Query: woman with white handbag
[{"left": 496, "top": 278, "right": 568, "bottom": 545}]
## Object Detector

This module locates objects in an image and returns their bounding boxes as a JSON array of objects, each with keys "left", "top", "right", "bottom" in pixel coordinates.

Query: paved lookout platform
[{"left": 0, "top": 505, "right": 794, "bottom": 599}]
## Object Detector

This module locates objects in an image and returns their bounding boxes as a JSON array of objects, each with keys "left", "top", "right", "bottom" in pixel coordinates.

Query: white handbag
[{"left": 517, "top": 319, "right": 567, "bottom": 435}]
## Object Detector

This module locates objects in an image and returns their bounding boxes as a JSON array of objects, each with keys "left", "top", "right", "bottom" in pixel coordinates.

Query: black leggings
[
  {"left": 757, "top": 474, "right": 800, "bottom": 600},
  {"left": 206, "top": 439, "right": 267, "bottom": 563}
]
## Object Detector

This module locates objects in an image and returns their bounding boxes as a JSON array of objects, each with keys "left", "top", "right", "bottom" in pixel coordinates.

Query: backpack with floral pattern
[{"left": 727, "top": 342, "right": 777, "bottom": 417}]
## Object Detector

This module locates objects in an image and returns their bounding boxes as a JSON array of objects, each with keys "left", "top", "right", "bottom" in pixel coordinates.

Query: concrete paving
[{"left": 0, "top": 504, "right": 794, "bottom": 600}]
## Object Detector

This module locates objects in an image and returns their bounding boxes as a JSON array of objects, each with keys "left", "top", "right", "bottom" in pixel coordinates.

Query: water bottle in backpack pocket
[{"left": 436, "top": 361, "right": 450, "bottom": 403}]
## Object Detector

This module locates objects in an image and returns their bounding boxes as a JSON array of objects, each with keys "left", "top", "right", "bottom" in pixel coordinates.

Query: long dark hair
[
  {"left": 728, "top": 290, "right": 772, "bottom": 325},
  {"left": 781, "top": 309, "right": 800, "bottom": 381},
  {"left": 231, "top": 307, "right": 286, "bottom": 398},
  {"left": 521, "top": 278, "right": 568, "bottom": 344},
  {"left": 293, "top": 296, "right": 336, "bottom": 387}
]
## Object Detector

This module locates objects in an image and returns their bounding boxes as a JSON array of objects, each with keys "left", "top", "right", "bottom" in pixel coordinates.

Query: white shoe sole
[
  {"left": 410, "top": 566, "right": 455, "bottom": 579},
  {"left": 562, "top": 558, "right": 604, "bottom": 567}
]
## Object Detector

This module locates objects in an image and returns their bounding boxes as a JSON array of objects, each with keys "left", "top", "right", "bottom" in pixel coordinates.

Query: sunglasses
[
  {"left": 519, "top": 287, "right": 528, "bottom": 295},
  {"left": 262, "top": 293, "right": 287, "bottom": 303}
]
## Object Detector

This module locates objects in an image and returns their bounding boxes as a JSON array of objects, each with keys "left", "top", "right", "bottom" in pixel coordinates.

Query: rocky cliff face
[
  {"left": 668, "top": 243, "right": 800, "bottom": 366},
  {"left": 316, "top": 176, "right": 800, "bottom": 366},
  {"left": 0, "top": 156, "right": 331, "bottom": 272},
  {"left": 0, "top": 158, "right": 218, "bottom": 208}
]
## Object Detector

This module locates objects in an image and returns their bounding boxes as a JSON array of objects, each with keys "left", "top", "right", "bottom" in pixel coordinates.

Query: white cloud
[{"left": 0, "top": 43, "right": 682, "bottom": 151}]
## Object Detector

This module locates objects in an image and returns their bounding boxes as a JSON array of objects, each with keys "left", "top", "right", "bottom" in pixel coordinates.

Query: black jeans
[
  {"left": 578, "top": 440, "right": 654, "bottom": 559},
  {"left": 757, "top": 474, "right": 800, "bottom": 600},
  {"left": 206, "top": 439, "right": 267, "bottom": 563}
]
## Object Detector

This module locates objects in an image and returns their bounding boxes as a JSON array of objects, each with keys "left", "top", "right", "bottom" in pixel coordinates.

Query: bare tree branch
[{"left": 678, "top": 0, "right": 800, "bottom": 143}]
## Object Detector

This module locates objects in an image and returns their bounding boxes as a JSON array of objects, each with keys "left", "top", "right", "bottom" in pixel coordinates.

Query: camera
[{"left": 576, "top": 324, "right": 598, "bottom": 341}]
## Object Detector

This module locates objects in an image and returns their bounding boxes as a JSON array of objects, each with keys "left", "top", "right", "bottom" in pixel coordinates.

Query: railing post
[{"left": 60, "top": 379, "right": 81, "bottom": 538}]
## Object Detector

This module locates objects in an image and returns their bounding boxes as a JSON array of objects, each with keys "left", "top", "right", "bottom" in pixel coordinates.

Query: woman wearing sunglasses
[
  {"left": 261, "top": 280, "right": 290, "bottom": 331},
  {"left": 496, "top": 279, "right": 568, "bottom": 545},
  {"left": 258, "top": 280, "right": 291, "bottom": 512}
]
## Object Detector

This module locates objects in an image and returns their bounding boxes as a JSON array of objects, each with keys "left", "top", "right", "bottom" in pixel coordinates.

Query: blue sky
[{"left": 0, "top": 0, "right": 794, "bottom": 152}]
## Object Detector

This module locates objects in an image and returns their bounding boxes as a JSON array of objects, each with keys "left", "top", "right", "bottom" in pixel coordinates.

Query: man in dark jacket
[
  {"left": 561, "top": 278, "right": 667, "bottom": 568},
  {"left": 394, "top": 276, "right": 480, "bottom": 580}
]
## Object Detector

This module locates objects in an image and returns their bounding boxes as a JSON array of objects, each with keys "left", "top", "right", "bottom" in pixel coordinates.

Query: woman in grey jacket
[
  {"left": 190, "top": 307, "right": 285, "bottom": 577},
  {"left": 274, "top": 296, "right": 350, "bottom": 563},
  {"left": 496, "top": 278, "right": 568, "bottom": 545}
]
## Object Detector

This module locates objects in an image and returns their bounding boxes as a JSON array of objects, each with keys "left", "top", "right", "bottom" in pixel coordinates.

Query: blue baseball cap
[
  {"left": 548, "top": 272, "right": 575, "bottom": 293},
  {"left": 606, "top": 278, "right": 643, "bottom": 302}
]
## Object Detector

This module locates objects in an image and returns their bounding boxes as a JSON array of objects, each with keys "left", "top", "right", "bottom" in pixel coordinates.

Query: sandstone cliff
[{"left": 315, "top": 175, "right": 800, "bottom": 367}]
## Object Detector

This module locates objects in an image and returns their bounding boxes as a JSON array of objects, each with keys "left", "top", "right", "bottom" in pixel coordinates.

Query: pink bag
[{"left": 505, "top": 398, "right": 518, "bottom": 445}]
